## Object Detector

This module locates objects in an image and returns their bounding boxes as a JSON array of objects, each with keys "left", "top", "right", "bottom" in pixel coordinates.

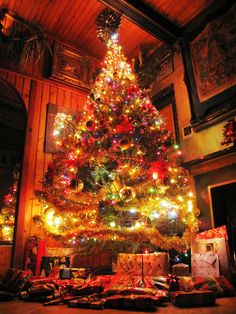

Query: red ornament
[
  {"left": 116, "top": 115, "right": 133, "bottom": 133},
  {"left": 148, "top": 159, "right": 167, "bottom": 180},
  {"left": 88, "top": 137, "right": 95, "bottom": 146},
  {"left": 86, "top": 120, "right": 95, "bottom": 131},
  {"left": 127, "top": 84, "right": 140, "bottom": 95}
]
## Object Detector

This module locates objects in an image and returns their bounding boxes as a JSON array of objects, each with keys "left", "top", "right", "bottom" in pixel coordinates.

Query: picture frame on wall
[
  {"left": 152, "top": 83, "right": 180, "bottom": 144},
  {"left": 50, "top": 43, "right": 93, "bottom": 91},
  {"left": 156, "top": 53, "right": 174, "bottom": 83},
  {"left": 182, "top": 3, "right": 236, "bottom": 131},
  {"left": 44, "top": 103, "right": 77, "bottom": 153}
]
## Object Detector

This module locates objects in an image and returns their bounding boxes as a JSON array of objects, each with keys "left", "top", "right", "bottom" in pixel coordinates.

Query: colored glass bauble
[
  {"left": 88, "top": 137, "right": 95, "bottom": 146},
  {"left": 86, "top": 120, "right": 95, "bottom": 131}
]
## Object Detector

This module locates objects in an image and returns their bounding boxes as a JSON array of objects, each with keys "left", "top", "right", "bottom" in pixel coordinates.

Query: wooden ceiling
[
  {"left": 143, "top": 0, "right": 215, "bottom": 27},
  {"left": 0, "top": 0, "right": 216, "bottom": 60}
]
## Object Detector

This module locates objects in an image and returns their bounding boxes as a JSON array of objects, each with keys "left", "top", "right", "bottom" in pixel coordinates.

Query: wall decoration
[
  {"left": 152, "top": 84, "right": 180, "bottom": 144},
  {"left": 221, "top": 117, "right": 236, "bottom": 146},
  {"left": 156, "top": 53, "right": 173, "bottom": 83},
  {"left": 44, "top": 103, "right": 77, "bottom": 153},
  {"left": 0, "top": 9, "right": 51, "bottom": 70},
  {"left": 50, "top": 43, "right": 93, "bottom": 91},
  {"left": 134, "top": 43, "right": 173, "bottom": 90},
  {"left": 182, "top": 3, "right": 236, "bottom": 131}
]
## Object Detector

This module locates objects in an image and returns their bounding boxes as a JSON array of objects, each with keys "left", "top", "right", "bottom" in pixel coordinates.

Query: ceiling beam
[{"left": 98, "top": 0, "right": 182, "bottom": 46}]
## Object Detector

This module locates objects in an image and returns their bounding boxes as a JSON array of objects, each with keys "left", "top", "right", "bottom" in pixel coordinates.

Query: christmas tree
[
  {"left": 0, "top": 177, "right": 18, "bottom": 242},
  {"left": 36, "top": 9, "right": 199, "bottom": 253}
]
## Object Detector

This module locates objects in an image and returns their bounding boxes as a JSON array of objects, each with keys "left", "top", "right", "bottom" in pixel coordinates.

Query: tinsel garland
[{"left": 35, "top": 25, "right": 199, "bottom": 253}]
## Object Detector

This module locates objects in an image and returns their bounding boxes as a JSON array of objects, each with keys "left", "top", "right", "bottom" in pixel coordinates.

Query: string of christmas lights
[{"left": 35, "top": 32, "right": 199, "bottom": 252}]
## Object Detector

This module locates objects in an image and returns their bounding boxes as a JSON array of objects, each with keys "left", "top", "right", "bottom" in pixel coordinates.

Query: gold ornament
[
  {"left": 119, "top": 186, "right": 136, "bottom": 202},
  {"left": 120, "top": 138, "right": 132, "bottom": 151}
]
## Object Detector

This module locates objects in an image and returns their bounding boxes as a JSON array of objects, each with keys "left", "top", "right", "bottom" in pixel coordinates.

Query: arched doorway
[{"left": 0, "top": 78, "right": 26, "bottom": 275}]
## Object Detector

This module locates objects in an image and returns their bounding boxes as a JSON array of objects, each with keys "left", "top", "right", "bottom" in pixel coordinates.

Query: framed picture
[
  {"left": 50, "top": 43, "right": 93, "bottom": 91},
  {"left": 156, "top": 54, "right": 173, "bottom": 83},
  {"left": 134, "top": 43, "right": 173, "bottom": 89},
  {"left": 44, "top": 103, "right": 77, "bottom": 153},
  {"left": 152, "top": 84, "right": 180, "bottom": 144},
  {"left": 182, "top": 3, "right": 236, "bottom": 131}
]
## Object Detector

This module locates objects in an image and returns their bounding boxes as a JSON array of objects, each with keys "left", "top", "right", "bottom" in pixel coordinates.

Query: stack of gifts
[
  {"left": 117, "top": 253, "right": 169, "bottom": 276},
  {"left": 191, "top": 225, "right": 231, "bottom": 280}
]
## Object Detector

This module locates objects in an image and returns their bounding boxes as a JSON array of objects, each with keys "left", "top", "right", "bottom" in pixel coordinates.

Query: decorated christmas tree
[
  {"left": 36, "top": 9, "right": 199, "bottom": 254},
  {"left": 0, "top": 173, "right": 18, "bottom": 242}
]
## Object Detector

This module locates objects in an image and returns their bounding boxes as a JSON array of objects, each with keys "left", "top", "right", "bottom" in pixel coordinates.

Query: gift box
[
  {"left": 117, "top": 253, "right": 169, "bottom": 276},
  {"left": 196, "top": 225, "right": 228, "bottom": 240},
  {"left": 172, "top": 263, "right": 189, "bottom": 276},
  {"left": 170, "top": 290, "right": 216, "bottom": 307},
  {"left": 191, "top": 253, "right": 220, "bottom": 277},
  {"left": 191, "top": 238, "right": 231, "bottom": 280},
  {"left": 40, "top": 256, "right": 70, "bottom": 277}
]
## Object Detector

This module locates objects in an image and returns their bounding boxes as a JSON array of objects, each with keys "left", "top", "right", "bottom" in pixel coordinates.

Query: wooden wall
[
  {"left": 0, "top": 245, "right": 12, "bottom": 276},
  {"left": 0, "top": 67, "right": 88, "bottom": 269}
]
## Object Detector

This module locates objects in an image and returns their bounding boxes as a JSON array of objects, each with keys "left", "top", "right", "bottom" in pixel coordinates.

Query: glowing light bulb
[
  {"left": 110, "top": 221, "right": 116, "bottom": 228},
  {"left": 152, "top": 211, "right": 160, "bottom": 219},
  {"left": 160, "top": 200, "right": 169, "bottom": 208},
  {"left": 53, "top": 129, "right": 60, "bottom": 136},
  {"left": 152, "top": 172, "right": 158, "bottom": 180},
  {"left": 187, "top": 200, "right": 193, "bottom": 212},
  {"left": 54, "top": 217, "right": 62, "bottom": 226},
  {"left": 129, "top": 208, "right": 137, "bottom": 214},
  {"left": 177, "top": 196, "right": 184, "bottom": 202},
  {"left": 168, "top": 210, "right": 177, "bottom": 219},
  {"left": 134, "top": 222, "right": 141, "bottom": 228}
]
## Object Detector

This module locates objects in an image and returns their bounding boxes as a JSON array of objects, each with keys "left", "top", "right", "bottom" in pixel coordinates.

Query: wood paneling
[
  {"left": 0, "top": 67, "right": 88, "bottom": 268},
  {"left": 0, "top": 0, "right": 219, "bottom": 59},
  {"left": 143, "top": 0, "right": 215, "bottom": 27},
  {"left": 0, "top": 0, "right": 161, "bottom": 60},
  {"left": 0, "top": 0, "right": 197, "bottom": 59},
  {"left": 0, "top": 245, "right": 12, "bottom": 276}
]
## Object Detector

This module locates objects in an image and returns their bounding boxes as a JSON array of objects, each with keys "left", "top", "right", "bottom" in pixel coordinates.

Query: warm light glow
[{"left": 35, "top": 28, "right": 199, "bottom": 252}]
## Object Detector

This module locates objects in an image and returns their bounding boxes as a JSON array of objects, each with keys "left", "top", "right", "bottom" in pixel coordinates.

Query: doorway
[
  {"left": 0, "top": 78, "right": 26, "bottom": 272},
  {"left": 210, "top": 181, "right": 236, "bottom": 268}
]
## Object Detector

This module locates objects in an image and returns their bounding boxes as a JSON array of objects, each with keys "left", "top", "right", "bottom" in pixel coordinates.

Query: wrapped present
[
  {"left": 191, "top": 238, "right": 231, "bottom": 280},
  {"left": 117, "top": 253, "right": 169, "bottom": 276},
  {"left": 27, "top": 283, "right": 55, "bottom": 297},
  {"left": 59, "top": 268, "right": 71, "bottom": 279},
  {"left": 40, "top": 256, "right": 70, "bottom": 277},
  {"left": 68, "top": 293, "right": 101, "bottom": 308},
  {"left": 191, "top": 253, "right": 220, "bottom": 277},
  {"left": 0, "top": 268, "right": 31, "bottom": 293},
  {"left": 196, "top": 225, "right": 228, "bottom": 240},
  {"left": 170, "top": 290, "right": 216, "bottom": 307},
  {"left": 172, "top": 263, "right": 189, "bottom": 276}
]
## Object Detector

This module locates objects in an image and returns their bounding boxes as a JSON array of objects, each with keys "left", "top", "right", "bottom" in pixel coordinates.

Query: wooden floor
[{"left": 0, "top": 297, "right": 236, "bottom": 314}]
